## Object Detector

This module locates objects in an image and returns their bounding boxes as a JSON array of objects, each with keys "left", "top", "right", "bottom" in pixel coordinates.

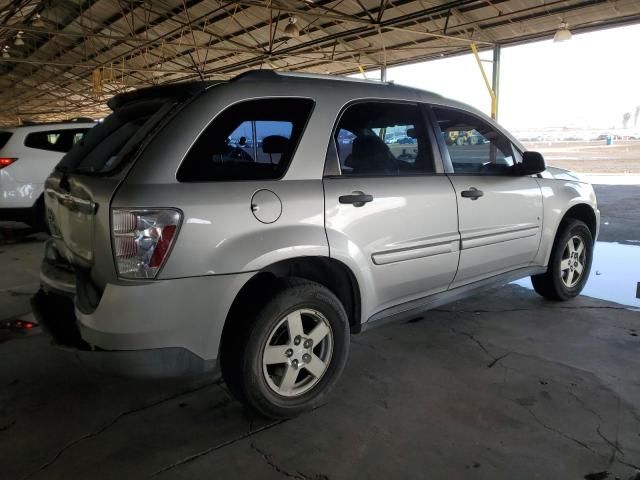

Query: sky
[{"left": 358, "top": 23, "right": 640, "bottom": 131}]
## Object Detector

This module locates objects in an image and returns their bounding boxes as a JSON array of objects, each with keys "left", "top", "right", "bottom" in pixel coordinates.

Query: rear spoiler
[{"left": 107, "top": 81, "right": 222, "bottom": 110}]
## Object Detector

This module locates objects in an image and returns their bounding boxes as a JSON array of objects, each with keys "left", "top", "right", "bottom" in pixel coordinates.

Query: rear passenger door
[
  {"left": 430, "top": 106, "right": 543, "bottom": 287},
  {"left": 323, "top": 101, "right": 460, "bottom": 316}
]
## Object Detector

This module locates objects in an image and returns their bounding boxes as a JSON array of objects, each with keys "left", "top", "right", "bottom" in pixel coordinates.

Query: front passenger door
[{"left": 431, "top": 106, "right": 543, "bottom": 288}]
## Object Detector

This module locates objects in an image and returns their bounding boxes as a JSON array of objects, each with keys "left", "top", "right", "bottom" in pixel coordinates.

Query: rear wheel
[
  {"left": 531, "top": 219, "right": 593, "bottom": 300},
  {"left": 225, "top": 278, "right": 350, "bottom": 419}
]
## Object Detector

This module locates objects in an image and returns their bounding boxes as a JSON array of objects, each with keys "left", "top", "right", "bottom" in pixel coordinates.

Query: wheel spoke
[
  {"left": 575, "top": 241, "right": 584, "bottom": 257},
  {"left": 575, "top": 262, "right": 584, "bottom": 275},
  {"left": 570, "top": 270, "right": 578, "bottom": 285},
  {"left": 278, "top": 364, "right": 299, "bottom": 394},
  {"left": 264, "top": 346, "right": 289, "bottom": 365},
  {"left": 560, "top": 259, "right": 571, "bottom": 271},
  {"left": 286, "top": 310, "right": 304, "bottom": 340},
  {"left": 567, "top": 239, "right": 576, "bottom": 254},
  {"left": 308, "top": 321, "right": 330, "bottom": 345},
  {"left": 304, "top": 354, "right": 326, "bottom": 378}
]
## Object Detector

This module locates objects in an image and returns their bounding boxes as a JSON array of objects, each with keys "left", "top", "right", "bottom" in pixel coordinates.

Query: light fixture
[
  {"left": 14, "top": 31, "right": 24, "bottom": 46},
  {"left": 553, "top": 21, "right": 572, "bottom": 42},
  {"left": 2, "top": 49, "right": 9, "bottom": 59},
  {"left": 283, "top": 16, "right": 300, "bottom": 38},
  {"left": 32, "top": 13, "right": 45, "bottom": 28}
]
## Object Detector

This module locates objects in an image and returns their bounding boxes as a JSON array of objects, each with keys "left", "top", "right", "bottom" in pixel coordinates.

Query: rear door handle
[
  {"left": 339, "top": 191, "right": 373, "bottom": 207},
  {"left": 461, "top": 187, "right": 484, "bottom": 200}
]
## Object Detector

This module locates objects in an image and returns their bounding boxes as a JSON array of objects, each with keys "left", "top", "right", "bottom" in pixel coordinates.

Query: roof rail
[
  {"left": 231, "top": 68, "right": 395, "bottom": 86},
  {"left": 232, "top": 69, "right": 279, "bottom": 82}
]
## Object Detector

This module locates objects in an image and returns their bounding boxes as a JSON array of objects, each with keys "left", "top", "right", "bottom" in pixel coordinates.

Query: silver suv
[{"left": 34, "top": 71, "right": 599, "bottom": 418}]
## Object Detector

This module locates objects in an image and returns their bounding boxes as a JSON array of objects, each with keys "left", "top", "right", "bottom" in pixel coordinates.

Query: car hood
[{"left": 545, "top": 166, "right": 585, "bottom": 182}]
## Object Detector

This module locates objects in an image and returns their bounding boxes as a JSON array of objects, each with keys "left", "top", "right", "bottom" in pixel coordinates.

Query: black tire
[
  {"left": 226, "top": 278, "right": 350, "bottom": 419},
  {"left": 531, "top": 219, "right": 593, "bottom": 301}
]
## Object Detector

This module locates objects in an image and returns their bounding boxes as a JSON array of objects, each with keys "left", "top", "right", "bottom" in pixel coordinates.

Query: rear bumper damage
[
  {"left": 31, "top": 288, "right": 216, "bottom": 378},
  {"left": 35, "top": 239, "right": 252, "bottom": 378}
]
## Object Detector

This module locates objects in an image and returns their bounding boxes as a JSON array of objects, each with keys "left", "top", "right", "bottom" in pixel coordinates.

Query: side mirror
[{"left": 519, "top": 151, "right": 546, "bottom": 175}]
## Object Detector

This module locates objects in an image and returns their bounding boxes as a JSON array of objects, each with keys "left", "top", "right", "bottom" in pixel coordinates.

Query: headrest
[
  {"left": 352, "top": 135, "right": 388, "bottom": 158},
  {"left": 262, "top": 135, "right": 289, "bottom": 154}
]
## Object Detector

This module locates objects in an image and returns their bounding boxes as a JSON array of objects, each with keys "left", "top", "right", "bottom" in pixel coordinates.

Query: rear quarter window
[
  {"left": 0, "top": 131, "right": 13, "bottom": 149},
  {"left": 177, "top": 98, "right": 314, "bottom": 182},
  {"left": 25, "top": 128, "right": 91, "bottom": 153}
]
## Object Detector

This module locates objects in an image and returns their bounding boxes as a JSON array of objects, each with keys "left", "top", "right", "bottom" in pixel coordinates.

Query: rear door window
[
  {"left": 25, "top": 128, "right": 91, "bottom": 153},
  {"left": 331, "top": 101, "right": 434, "bottom": 176},
  {"left": 177, "top": 98, "right": 314, "bottom": 182}
]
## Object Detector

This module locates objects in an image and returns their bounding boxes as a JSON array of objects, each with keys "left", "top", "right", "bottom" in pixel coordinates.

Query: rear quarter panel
[{"left": 112, "top": 180, "right": 329, "bottom": 277}]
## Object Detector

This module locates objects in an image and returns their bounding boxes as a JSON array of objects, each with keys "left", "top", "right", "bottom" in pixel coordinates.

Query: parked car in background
[
  {"left": 396, "top": 135, "right": 417, "bottom": 144},
  {"left": 34, "top": 71, "right": 599, "bottom": 419},
  {"left": 0, "top": 119, "right": 95, "bottom": 229}
]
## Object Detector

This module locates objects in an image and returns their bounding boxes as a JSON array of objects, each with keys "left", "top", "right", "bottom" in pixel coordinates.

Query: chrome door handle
[{"left": 461, "top": 187, "right": 484, "bottom": 200}]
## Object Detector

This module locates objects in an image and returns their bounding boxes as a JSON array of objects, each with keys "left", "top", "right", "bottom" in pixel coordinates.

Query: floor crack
[
  {"left": 567, "top": 391, "right": 605, "bottom": 423},
  {"left": 250, "top": 443, "right": 310, "bottom": 479},
  {"left": 487, "top": 352, "right": 510, "bottom": 369},
  {"left": 151, "top": 419, "right": 287, "bottom": 476},
  {"left": 22, "top": 380, "right": 221, "bottom": 480},
  {"left": 450, "top": 326, "right": 511, "bottom": 369},
  {"left": 450, "top": 327, "right": 490, "bottom": 356},
  {"left": 526, "top": 407, "right": 596, "bottom": 454},
  {"left": 596, "top": 425, "right": 623, "bottom": 467}
]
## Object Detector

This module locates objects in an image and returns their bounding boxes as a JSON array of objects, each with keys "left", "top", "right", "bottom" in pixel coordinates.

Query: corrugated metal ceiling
[{"left": 0, "top": 0, "right": 638, "bottom": 125}]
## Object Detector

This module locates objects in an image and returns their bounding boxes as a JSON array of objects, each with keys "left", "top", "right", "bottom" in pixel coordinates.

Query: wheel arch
[
  {"left": 537, "top": 202, "right": 598, "bottom": 268},
  {"left": 560, "top": 203, "right": 598, "bottom": 242},
  {"left": 218, "top": 256, "right": 362, "bottom": 364},
  {"left": 553, "top": 203, "right": 598, "bottom": 249}
]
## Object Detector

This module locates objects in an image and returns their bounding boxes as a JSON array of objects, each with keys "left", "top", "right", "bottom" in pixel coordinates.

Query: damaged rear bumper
[{"left": 32, "top": 289, "right": 216, "bottom": 378}]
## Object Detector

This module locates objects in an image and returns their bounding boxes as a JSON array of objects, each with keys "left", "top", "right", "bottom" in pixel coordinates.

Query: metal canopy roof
[{"left": 1, "top": 0, "right": 639, "bottom": 126}]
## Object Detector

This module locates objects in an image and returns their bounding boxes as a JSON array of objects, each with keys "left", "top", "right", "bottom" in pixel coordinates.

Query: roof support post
[
  {"left": 380, "top": 64, "right": 387, "bottom": 82},
  {"left": 470, "top": 42, "right": 498, "bottom": 120},
  {"left": 492, "top": 44, "right": 501, "bottom": 121}
]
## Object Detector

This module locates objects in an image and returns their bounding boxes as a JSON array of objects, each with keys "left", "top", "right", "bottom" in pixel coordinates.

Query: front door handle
[
  {"left": 339, "top": 191, "right": 374, "bottom": 207},
  {"left": 461, "top": 187, "right": 484, "bottom": 200}
]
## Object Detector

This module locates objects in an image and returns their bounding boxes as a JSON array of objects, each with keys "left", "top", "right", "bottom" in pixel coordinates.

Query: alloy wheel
[
  {"left": 261, "top": 308, "right": 334, "bottom": 397},
  {"left": 560, "top": 235, "right": 586, "bottom": 288}
]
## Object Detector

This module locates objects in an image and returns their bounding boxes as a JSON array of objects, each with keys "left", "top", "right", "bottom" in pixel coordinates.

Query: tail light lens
[
  {"left": 111, "top": 208, "right": 182, "bottom": 279},
  {"left": 0, "top": 157, "right": 17, "bottom": 169}
]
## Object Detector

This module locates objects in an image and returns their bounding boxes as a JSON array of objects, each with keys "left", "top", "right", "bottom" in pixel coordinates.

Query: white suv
[{"left": 0, "top": 120, "right": 94, "bottom": 229}]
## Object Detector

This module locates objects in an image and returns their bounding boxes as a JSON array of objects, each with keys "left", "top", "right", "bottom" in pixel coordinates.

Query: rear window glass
[
  {"left": 25, "top": 128, "right": 90, "bottom": 153},
  {"left": 177, "top": 98, "right": 314, "bottom": 182},
  {"left": 57, "top": 98, "right": 175, "bottom": 174},
  {"left": 0, "top": 131, "right": 12, "bottom": 149}
]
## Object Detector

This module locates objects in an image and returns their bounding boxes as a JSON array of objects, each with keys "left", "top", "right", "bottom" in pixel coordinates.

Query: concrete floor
[{"left": 1, "top": 184, "right": 639, "bottom": 480}]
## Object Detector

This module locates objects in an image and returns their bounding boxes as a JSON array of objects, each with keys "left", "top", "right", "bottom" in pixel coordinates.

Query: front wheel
[
  {"left": 234, "top": 278, "right": 350, "bottom": 419},
  {"left": 531, "top": 219, "right": 593, "bottom": 300}
]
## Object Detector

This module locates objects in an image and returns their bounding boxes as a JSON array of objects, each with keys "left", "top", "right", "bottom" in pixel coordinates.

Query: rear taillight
[
  {"left": 111, "top": 208, "right": 182, "bottom": 279},
  {"left": 0, "top": 157, "right": 17, "bottom": 169}
]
